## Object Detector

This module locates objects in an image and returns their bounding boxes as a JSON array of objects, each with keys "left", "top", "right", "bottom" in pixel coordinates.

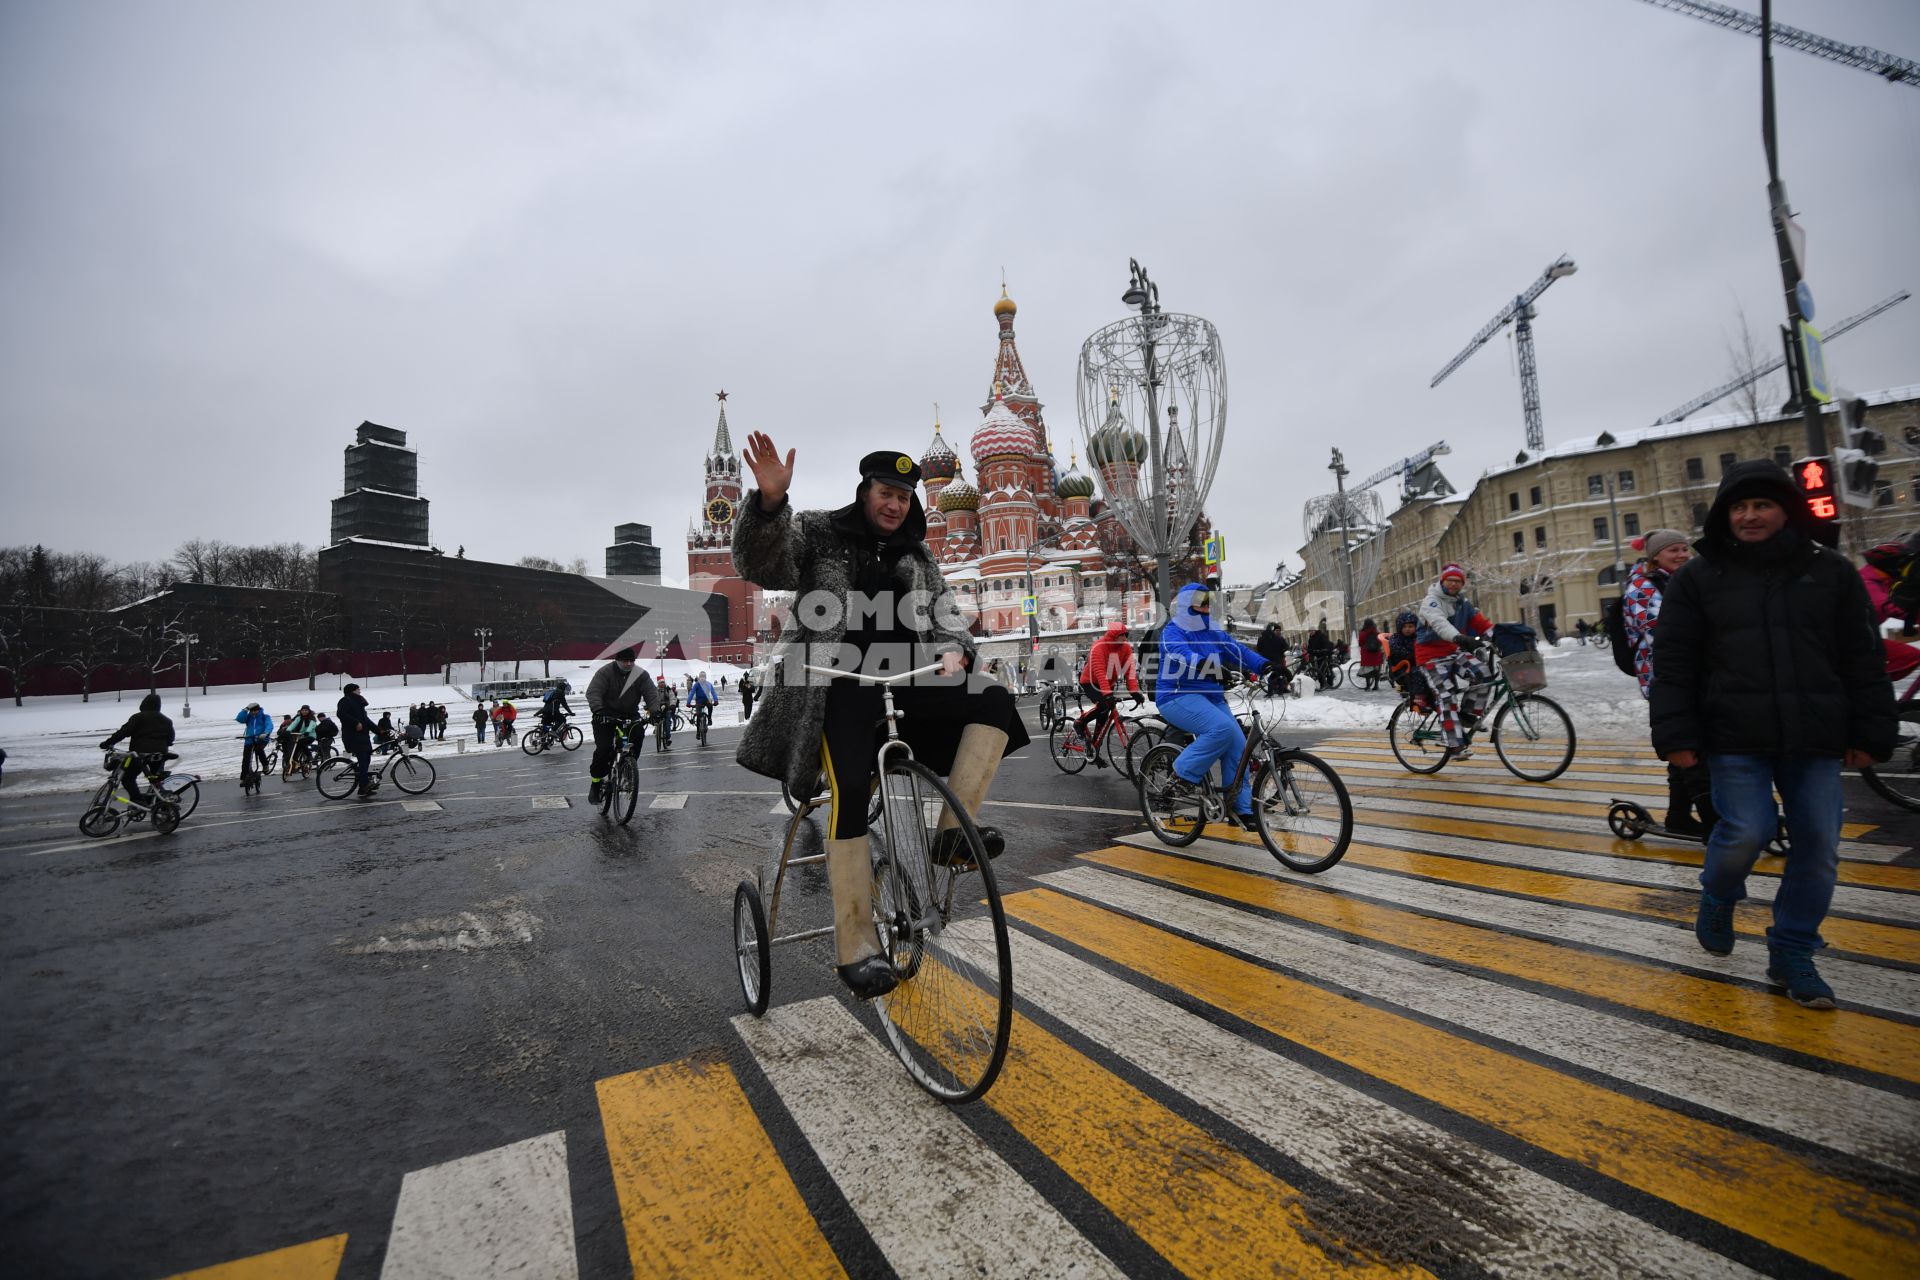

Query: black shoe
[
  {"left": 1231, "top": 811, "right": 1261, "bottom": 833},
  {"left": 1664, "top": 812, "right": 1706, "bottom": 838},
  {"left": 588, "top": 781, "right": 604, "bottom": 806},
  {"left": 837, "top": 956, "right": 899, "bottom": 1000},
  {"left": 929, "top": 825, "right": 1005, "bottom": 867}
]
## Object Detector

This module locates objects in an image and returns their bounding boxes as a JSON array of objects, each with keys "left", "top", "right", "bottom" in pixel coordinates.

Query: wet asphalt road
[{"left": 0, "top": 709, "right": 1148, "bottom": 1278}]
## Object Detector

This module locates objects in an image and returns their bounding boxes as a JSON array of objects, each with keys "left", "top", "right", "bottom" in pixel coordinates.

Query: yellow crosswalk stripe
[
  {"left": 978, "top": 1001, "right": 1428, "bottom": 1279},
  {"left": 1004, "top": 887, "right": 1920, "bottom": 1279},
  {"left": 1349, "top": 807, "right": 1920, "bottom": 889},
  {"left": 597, "top": 1056, "right": 846, "bottom": 1279},
  {"left": 1347, "top": 784, "right": 1622, "bottom": 818},
  {"left": 1331, "top": 761, "right": 1670, "bottom": 798},
  {"left": 161, "top": 1236, "right": 347, "bottom": 1280},
  {"left": 1202, "top": 825, "right": 1920, "bottom": 963},
  {"left": 1078, "top": 844, "right": 1920, "bottom": 1084}
]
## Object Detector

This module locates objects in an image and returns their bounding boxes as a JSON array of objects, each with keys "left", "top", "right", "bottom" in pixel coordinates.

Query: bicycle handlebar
[{"left": 802, "top": 661, "right": 948, "bottom": 685}]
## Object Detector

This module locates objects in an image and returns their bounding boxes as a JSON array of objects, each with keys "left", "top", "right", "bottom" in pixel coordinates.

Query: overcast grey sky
[{"left": 3, "top": 0, "right": 1916, "bottom": 585}]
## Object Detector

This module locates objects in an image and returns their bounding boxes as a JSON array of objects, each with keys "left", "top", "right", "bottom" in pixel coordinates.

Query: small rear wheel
[
  {"left": 1607, "top": 801, "right": 1649, "bottom": 841},
  {"left": 1138, "top": 743, "right": 1204, "bottom": 847},
  {"left": 733, "top": 881, "right": 771, "bottom": 1016},
  {"left": 1253, "top": 749, "right": 1352, "bottom": 873},
  {"left": 1861, "top": 740, "right": 1920, "bottom": 812},
  {"left": 1491, "top": 694, "right": 1576, "bottom": 782},
  {"left": 151, "top": 799, "right": 181, "bottom": 835},
  {"left": 316, "top": 759, "right": 358, "bottom": 799},
  {"left": 1388, "top": 700, "right": 1451, "bottom": 774},
  {"left": 1048, "top": 723, "right": 1090, "bottom": 775}
]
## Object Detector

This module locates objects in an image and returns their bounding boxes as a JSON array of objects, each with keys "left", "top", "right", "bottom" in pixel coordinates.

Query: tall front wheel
[
  {"left": 316, "top": 759, "right": 359, "bottom": 799},
  {"left": 1491, "top": 694, "right": 1576, "bottom": 782},
  {"left": 390, "top": 755, "right": 437, "bottom": 794},
  {"left": 79, "top": 782, "right": 119, "bottom": 838},
  {"left": 615, "top": 757, "right": 640, "bottom": 825},
  {"left": 1388, "top": 700, "right": 1451, "bottom": 774},
  {"left": 733, "top": 881, "right": 772, "bottom": 1016},
  {"left": 869, "top": 758, "right": 1012, "bottom": 1104},
  {"left": 1252, "top": 750, "right": 1352, "bottom": 873},
  {"left": 1137, "top": 743, "right": 1204, "bottom": 846},
  {"left": 1048, "top": 723, "right": 1090, "bottom": 775}
]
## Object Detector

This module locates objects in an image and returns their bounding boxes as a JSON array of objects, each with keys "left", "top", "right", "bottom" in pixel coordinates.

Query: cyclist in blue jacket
[
  {"left": 235, "top": 702, "right": 273, "bottom": 782},
  {"left": 1155, "top": 582, "right": 1268, "bottom": 830}
]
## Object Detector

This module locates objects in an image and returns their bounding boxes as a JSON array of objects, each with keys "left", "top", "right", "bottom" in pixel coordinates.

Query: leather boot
[
  {"left": 827, "top": 836, "right": 896, "bottom": 999},
  {"left": 931, "top": 723, "right": 1008, "bottom": 866},
  {"left": 1681, "top": 762, "right": 1718, "bottom": 835},
  {"left": 1664, "top": 763, "right": 1704, "bottom": 837}
]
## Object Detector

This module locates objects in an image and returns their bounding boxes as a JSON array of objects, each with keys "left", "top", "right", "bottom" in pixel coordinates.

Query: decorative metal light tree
[{"left": 1077, "top": 260, "right": 1227, "bottom": 611}]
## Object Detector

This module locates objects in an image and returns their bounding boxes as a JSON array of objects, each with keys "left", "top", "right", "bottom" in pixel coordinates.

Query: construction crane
[
  {"left": 1351, "top": 440, "right": 1453, "bottom": 499},
  {"left": 1431, "top": 255, "right": 1579, "bottom": 455},
  {"left": 1650, "top": 290, "right": 1910, "bottom": 425},
  {"left": 1632, "top": 0, "right": 1918, "bottom": 87}
]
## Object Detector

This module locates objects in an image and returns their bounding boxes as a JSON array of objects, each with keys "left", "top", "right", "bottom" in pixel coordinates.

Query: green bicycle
[{"left": 1388, "top": 648, "right": 1575, "bottom": 781}]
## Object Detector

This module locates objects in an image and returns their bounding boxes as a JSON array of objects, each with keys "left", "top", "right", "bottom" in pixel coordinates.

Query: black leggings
[{"left": 820, "top": 676, "right": 1016, "bottom": 840}]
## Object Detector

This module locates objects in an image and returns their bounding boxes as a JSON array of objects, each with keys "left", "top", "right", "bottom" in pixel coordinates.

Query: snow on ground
[{"left": 0, "top": 657, "right": 753, "bottom": 796}]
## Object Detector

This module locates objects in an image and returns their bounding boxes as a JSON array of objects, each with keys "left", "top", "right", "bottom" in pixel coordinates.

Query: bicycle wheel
[
  {"left": 1388, "top": 700, "right": 1451, "bottom": 774},
  {"left": 616, "top": 756, "right": 640, "bottom": 825},
  {"left": 1253, "top": 749, "right": 1352, "bottom": 873},
  {"left": 560, "top": 724, "right": 583, "bottom": 751},
  {"left": 79, "top": 782, "right": 120, "bottom": 838},
  {"left": 522, "top": 728, "right": 544, "bottom": 756},
  {"left": 390, "top": 754, "right": 436, "bottom": 794},
  {"left": 168, "top": 779, "right": 201, "bottom": 821},
  {"left": 1125, "top": 725, "right": 1164, "bottom": 780},
  {"left": 1861, "top": 741, "right": 1920, "bottom": 812},
  {"left": 1322, "top": 663, "right": 1344, "bottom": 690},
  {"left": 1137, "top": 743, "right": 1205, "bottom": 846},
  {"left": 733, "top": 881, "right": 772, "bottom": 1016},
  {"left": 151, "top": 798, "right": 182, "bottom": 835},
  {"left": 316, "top": 759, "right": 359, "bottom": 799},
  {"left": 1492, "top": 694, "right": 1576, "bottom": 782},
  {"left": 1048, "top": 722, "right": 1090, "bottom": 775},
  {"left": 869, "top": 757, "right": 1011, "bottom": 1103},
  {"left": 697, "top": 716, "right": 709, "bottom": 747}
]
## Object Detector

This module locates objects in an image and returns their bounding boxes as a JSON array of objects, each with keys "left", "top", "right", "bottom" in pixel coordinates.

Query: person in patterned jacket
[{"left": 1623, "top": 529, "right": 1713, "bottom": 836}]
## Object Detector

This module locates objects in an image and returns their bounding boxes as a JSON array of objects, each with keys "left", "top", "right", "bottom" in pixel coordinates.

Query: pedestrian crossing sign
[
  {"left": 1021, "top": 595, "right": 1037, "bottom": 616},
  {"left": 1204, "top": 535, "right": 1224, "bottom": 566}
]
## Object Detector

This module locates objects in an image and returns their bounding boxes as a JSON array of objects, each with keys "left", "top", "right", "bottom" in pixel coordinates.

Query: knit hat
[
  {"left": 1439, "top": 563, "right": 1466, "bottom": 583},
  {"left": 1641, "top": 529, "right": 1688, "bottom": 558}
]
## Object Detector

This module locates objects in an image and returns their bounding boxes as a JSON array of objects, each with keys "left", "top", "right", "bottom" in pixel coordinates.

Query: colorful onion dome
[
  {"left": 993, "top": 285, "right": 1017, "bottom": 318},
  {"left": 970, "top": 392, "right": 1038, "bottom": 467},
  {"left": 937, "top": 478, "right": 981, "bottom": 512},
  {"left": 1056, "top": 450, "right": 1096, "bottom": 500},
  {"left": 921, "top": 420, "right": 958, "bottom": 481}
]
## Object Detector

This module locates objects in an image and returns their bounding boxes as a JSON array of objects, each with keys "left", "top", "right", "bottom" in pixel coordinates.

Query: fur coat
[{"left": 732, "top": 489, "right": 978, "bottom": 795}]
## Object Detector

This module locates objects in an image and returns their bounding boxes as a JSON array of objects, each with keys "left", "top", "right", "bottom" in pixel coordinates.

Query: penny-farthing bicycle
[{"left": 732, "top": 662, "right": 1014, "bottom": 1103}]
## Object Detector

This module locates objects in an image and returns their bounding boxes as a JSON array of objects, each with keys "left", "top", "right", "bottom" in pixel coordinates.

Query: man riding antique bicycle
[{"left": 731, "top": 432, "right": 1028, "bottom": 999}]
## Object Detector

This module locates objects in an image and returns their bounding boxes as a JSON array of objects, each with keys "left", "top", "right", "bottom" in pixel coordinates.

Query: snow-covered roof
[
  {"left": 345, "top": 486, "right": 426, "bottom": 501},
  {"left": 330, "top": 536, "right": 434, "bottom": 551},
  {"left": 354, "top": 437, "right": 416, "bottom": 453},
  {"left": 1485, "top": 384, "right": 1920, "bottom": 479}
]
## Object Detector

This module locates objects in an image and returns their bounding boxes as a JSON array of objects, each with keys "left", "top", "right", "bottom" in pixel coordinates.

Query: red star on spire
[{"left": 716, "top": 390, "right": 728, "bottom": 402}]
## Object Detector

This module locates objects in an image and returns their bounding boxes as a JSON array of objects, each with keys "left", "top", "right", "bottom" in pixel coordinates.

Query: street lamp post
[
  {"left": 473, "top": 627, "right": 492, "bottom": 688},
  {"left": 1023, "top": 529, "right": 1076, "bottom": 684},
  {"left": 1328, "top": 449, "right": 1359, "bottom": 644},
  {"left": 169, "top": 630, "right": 198, "bottom": 718},
  {"left": 654, "top": 627, "right": 670, "bottom": 681}
]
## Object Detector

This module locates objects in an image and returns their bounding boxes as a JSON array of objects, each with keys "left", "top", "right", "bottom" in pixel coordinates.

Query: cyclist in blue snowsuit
[{"left": 1155, "top": 582, "right": 1268, "bottom": 830}]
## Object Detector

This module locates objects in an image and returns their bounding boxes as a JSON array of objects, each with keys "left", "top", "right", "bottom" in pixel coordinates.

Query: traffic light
[
  {"left": 1791, "top": 456, "right": 1842, "bottom": 547},
  {"left": 1835, "top": 396, "right": 1884, "bottom": 508}
]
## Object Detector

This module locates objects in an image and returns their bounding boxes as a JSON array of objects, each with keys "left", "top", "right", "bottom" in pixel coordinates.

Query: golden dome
[{"left": 993, "top": 285, "right": 1016, "bottom": 318}]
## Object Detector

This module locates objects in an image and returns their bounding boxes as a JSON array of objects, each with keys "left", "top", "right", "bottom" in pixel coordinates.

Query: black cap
[{"left": 859, "top": 449, "right": 921, "bottom": 491}]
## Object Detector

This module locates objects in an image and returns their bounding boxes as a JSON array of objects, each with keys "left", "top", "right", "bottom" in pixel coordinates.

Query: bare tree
[
  {"left": 566, "top": 556, "right": 588, "bottom": 576},
  {"left": 489, "top": 591, "right": 535, "bottom": 679},
  {"left": 1725, "top": 303, "right": 1775, "bottom": 427},
  {"left": 118, "top": 605, "right": 189, "bottom": 693},
  {"left": 374, "top": 589, "right": 433, "bottom": 686},
  {"left": 524, "top": 599, "right": 569, "bottom": 677},
  {"left": 517, "top": 555, "right": 565, "bottom": 572},
  {"left": 60, "top": 610, "right": 124, "bottom": 702},
  {"left": 282, "top": 592, "right": 342, "bottom": 690},
  {"left": 0, "top": 602, "right": 57, "bottom": 706},
  {"left": 232, "top": 608, "right": 305, "bottom": 693}
]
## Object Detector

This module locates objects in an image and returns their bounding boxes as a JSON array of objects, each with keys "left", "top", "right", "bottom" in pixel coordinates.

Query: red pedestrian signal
[{"left": 1791, "top": 456, "right": 1841, "bottom": 547}]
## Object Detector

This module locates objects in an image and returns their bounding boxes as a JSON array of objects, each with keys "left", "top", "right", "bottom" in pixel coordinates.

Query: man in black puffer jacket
[
  {"left": 1651, "top": 459, "right": 1894, "bottom": 1009},
  {"left": 100, "top": 692, "right": 176, "bottom": 812}
]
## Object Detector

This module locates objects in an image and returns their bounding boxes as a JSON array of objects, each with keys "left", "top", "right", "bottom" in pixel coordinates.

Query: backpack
[
  {"left": 1135, "top": 632, "right": 1161, "bottom": 699},
  {"left": 1603, "top": 597, "right": 1637, "bottom": 678}
]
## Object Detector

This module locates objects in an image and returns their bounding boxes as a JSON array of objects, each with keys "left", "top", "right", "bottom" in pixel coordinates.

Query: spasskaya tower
[{"left": 687, "top": 391, "right": 758, "bottom": 663}]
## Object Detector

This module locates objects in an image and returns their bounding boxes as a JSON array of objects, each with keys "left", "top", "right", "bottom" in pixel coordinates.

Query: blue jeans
[
  {"left": 1158, "top": 693, "right": 1254, "bottom": 815},
  {"left": 1703, "top": 753, "right": 1843, "bottom": 956}
]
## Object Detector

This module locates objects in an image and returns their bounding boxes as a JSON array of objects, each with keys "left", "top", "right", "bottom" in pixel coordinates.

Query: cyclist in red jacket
[{"left": 1072, "top": 622, "right": 1144, "bottom": 763}]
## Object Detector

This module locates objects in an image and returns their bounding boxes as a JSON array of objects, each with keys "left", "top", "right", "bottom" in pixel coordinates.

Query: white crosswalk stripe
[{"left": 380, "top": 1131, "right": 577, "bottom": 1279}]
